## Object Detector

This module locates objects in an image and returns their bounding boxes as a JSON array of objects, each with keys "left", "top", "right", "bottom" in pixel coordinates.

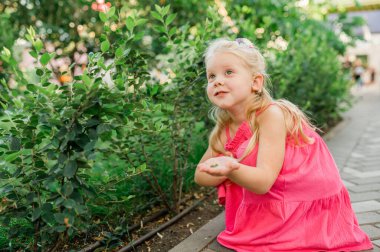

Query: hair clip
[{"left": 235, "top": 38, "right": 254, "bottom": 48}]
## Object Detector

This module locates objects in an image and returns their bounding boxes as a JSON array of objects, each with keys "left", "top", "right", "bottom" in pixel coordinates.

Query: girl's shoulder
[
  {"left": 256, "top": 103, "right": 286, "bottom": 126},
  {"left": 257, "top": 101, "right": 313, "bottom": 134}
]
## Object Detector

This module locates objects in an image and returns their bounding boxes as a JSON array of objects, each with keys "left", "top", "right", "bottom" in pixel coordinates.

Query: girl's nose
[{"left": 214, "top": 77, "right": 224, "bottom": 87}]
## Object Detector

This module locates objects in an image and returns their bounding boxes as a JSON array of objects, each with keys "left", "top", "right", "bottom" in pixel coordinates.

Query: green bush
[
  {"left": 0, "top": 5, "right": 221, "bottom": 250},
  {"left": 268, "top": 21, "right": 351, "bottom": 128}
]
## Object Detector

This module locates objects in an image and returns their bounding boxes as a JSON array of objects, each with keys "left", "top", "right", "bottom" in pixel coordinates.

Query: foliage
[
  {"left": 1, "top": 0, "right": 101, "bottom": 52},
  {"left": 0, "top": 12, "right": 16, "bottom": 85},
  {"left": 0, "top": 12, "right": 14, "bottom": 50},
  {"left": 0, "top": 18, "right": 154, "bottom": 248},
  {"left": 268, "top": 20, "right": 352, "bottom": 128},
  {"left": 0, "top": 4, "right": 222, "bottom": 250}
]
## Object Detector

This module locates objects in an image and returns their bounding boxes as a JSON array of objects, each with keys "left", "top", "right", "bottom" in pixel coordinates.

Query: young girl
[{"left": 194, "top": 38, "right": 373, "bottom": 251}]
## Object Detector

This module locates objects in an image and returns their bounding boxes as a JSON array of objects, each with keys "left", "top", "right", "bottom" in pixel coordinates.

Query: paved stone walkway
[{"left": 170, "top": 82, "right": 380, "bottom": 252}]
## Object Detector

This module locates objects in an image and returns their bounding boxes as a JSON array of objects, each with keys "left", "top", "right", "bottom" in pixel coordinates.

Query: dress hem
[{"left": 216, "top": 237, "right": 373, "bottom": 252}]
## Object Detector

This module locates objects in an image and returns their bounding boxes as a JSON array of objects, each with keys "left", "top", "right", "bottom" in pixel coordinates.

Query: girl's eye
[
  {"left": 226, "top": 70, "right": 233, "bottom": 75},
  {"left": 208, "top": 74, "right": 215, "bottom": 79}
]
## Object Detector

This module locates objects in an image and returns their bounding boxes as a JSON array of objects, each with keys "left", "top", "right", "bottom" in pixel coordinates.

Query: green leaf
[
  {"left": 4, "top": 151, "right": 20, "bottom": 162},
  {"left": 165, "top": 13, "right": 176, "bottom": 26},
  {"left": 63, "top": 161, "right": 77, "bottom": 178},
  {"left": 151, "top": 11, "right": 162, "bottom": 22},
  {"left": 96, "top": 124, "right": 111, "bottom": 134},
  {"left": 32, "top": 208, "right": 41, "bottom": 222},
  {"left": 1, "top": 53, "right": 10, "bottom": 63},
  {"left": 54, "top": 213, "right": 66, "bottom": 224},
  {"left": 62, "top": 181, "right": 74, "bottom": 196},
  {"left": 126, "top": 17, "right": 135, "bottom": 32},
  {"left": 73, "top": 82, "right": 87, "bottom": 91},
  {"left": 36, "top": 68, "right": 44, "bottom": 76},
  {"left": 136, "top": 18, "right": 148, "bottom": 26},
  {"left": 63, "top": 199, "right": 76, "bottom": 209},
  {"left": 26, "top": 84, "right": 37, "bottom": 92},
  {"left": 42, "top": 203, "right": 53, "bottom": 213},
  {"left": 101, "top": 40, "right": 110, "bottom": 53},
  {"left": 133, "top": 32, "right": 145, "bottom": 41},
  {"left": 154, "top": 4, "right": 162, "bottom": 13},
  {"left": 41, "top": 212, "right": 54, "bottom": 224},
  {"left": 25, "top": 34, "right": 33, "bottom": 44},
  {"left": 99, "top": 12, "right": 108, "bottom": 22},
  {"left": 40, "top": 53, "right": 51, "bottom": 66},
  {"left": 84, "top": 141, "right": 96, "bottom": 152},
  {"left": 73, "top": 204, "right": 86, "bottom": 215},
  {"left": 153, "top": 26, "right": 166, "bottom": 33},
  {"left": 82, "top": 74, "right": 92, "bottom": 86},
  {"left": 27, "top": 26, "right": 36, "bottom": 37},
  {"left": 29, "top": 50, "right": 38, "bottom": 59},
  {"left": 26, "top": 192, "right": 37, "bottom": 203},
  {"left": 46, "top": 180, "right": 59, "bottom": 192},
  {"left": 108, "top": 6, "right": 116, "bottom": 17},
  {"left": 162, "top": 5, "right": 171, "bottom": 16},
  {"left": 115, "top": 47, "right": 123, "bottom": 57},
  {"left": 134, "top": 122, "right": 144, "bottom": 129},
  {"left": 0, "top": 121, "right": 11, "bottom": 131},
  {"left": 169, "top": 27, "right": 177, "bottom": 37},
  {"left": 138, "top": 163, "right": 147, "bottom": 172},
  {"left": 34, "top": 39, "right": 43, "bottom": 52},
  {"left": 10, "top": 137, "right": 21, "bottom": 151},
  {"left": 2, "top": 47, "right": 11, "bottom": 58},
  {"left": 55, "top": 197, "right": 64, "bottom": 206},
  {"left": 159, "top": 37, "right": 168, "bottom": 43}
]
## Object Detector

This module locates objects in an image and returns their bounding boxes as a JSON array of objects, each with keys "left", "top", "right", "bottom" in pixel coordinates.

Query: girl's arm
[
  {"left": 199, "top": 105, "right": 287, "bottom": 194},
  {"left": 194, "top": 146, "right": 227, "bottom": 187}
]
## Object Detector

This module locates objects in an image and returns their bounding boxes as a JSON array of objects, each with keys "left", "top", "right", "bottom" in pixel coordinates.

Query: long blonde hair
[{"left": 204, "top": 38, "right": 316, "bottom": 161}]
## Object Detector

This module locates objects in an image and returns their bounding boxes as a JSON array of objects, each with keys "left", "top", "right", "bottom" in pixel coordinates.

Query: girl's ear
[{"left": 251, "top": 74, "right": 264, "bottom": 92}]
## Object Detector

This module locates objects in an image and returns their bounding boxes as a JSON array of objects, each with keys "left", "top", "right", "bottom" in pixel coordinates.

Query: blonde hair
[{"left": 204, "top": 38, "right": 317, "bottom": 161}]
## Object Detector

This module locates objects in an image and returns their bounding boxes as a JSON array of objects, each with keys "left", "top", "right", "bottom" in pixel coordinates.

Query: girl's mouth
[{"left": 215, "top": 91, "right": 228, "bottom": 96}]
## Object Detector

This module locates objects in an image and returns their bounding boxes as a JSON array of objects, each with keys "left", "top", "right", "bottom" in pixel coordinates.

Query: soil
[
  {"left": 122, "top": 188, "right": 223, "bottom": 252},
  {"left": 64, "top": 188, "right": 222, "bottom": 252}
]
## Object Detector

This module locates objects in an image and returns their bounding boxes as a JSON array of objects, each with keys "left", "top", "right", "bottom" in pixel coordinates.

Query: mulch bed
[{"left": 124, "top": 189, "right": 223, "bottom": 252}]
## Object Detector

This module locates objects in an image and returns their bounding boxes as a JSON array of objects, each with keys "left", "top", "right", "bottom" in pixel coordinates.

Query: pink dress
[{"left": 216, "top": 106, "right": 373, "bottom": 252}]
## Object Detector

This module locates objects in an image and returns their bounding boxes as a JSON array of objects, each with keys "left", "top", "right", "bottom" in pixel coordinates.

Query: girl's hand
[{"left": 197, "top": 156, "right": 240, "bottom": 177}]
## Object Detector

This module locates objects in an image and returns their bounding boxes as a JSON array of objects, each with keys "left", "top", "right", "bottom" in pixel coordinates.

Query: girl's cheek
[{"left": 206, "top": 85, "right": 213, "bottom": 99}]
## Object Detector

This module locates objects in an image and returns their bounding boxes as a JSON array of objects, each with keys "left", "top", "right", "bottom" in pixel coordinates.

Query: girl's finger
[
  {"left": 198, "top": 163, "right": 209, "bottom": 172},
  {"left": 225, "top": 151, "right": 233, "bottom": 157},
  {"left": 231, "top": 162, "right": 240, "bottom": 170},
  {"left": 203, "top": 168, "right": 224, "bottom": 176}
]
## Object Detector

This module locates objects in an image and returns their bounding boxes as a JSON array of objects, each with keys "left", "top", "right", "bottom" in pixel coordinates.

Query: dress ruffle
[
  {"left": 217, "top": 187, "right": 372, "bottom": 252},
  {"left": 218, "top": 121, "right": 252, "bottom": 206},
  {"left": 224, "top": 121, "right": 252, "bottom": 153}
]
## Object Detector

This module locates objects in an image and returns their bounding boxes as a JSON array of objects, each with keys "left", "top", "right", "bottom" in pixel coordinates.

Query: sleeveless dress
[{"left": 216, "top": 104, "right": 373, "bottom": 252}]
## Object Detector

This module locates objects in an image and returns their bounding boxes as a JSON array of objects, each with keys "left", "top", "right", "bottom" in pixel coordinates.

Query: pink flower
[{"left": 91, "top": 0, "right": 111, "bottom": 12}]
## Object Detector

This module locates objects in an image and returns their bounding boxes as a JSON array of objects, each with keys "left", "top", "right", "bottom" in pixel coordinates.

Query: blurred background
[{"left": 329, "top": 0, "right": 380, "bottom": 87}]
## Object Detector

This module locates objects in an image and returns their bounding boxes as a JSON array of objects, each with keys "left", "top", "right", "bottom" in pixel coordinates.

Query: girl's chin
[{"left": 213, "top": 102, "right": 232, "bottom": 110}]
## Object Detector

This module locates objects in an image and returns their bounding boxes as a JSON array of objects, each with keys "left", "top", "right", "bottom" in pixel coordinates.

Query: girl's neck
[
  {"left": 228, "top": 114, "right": 247, "bottom": 129},
  {"left": 227, "top": 108, "right": 247, "bottom": 127}
]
